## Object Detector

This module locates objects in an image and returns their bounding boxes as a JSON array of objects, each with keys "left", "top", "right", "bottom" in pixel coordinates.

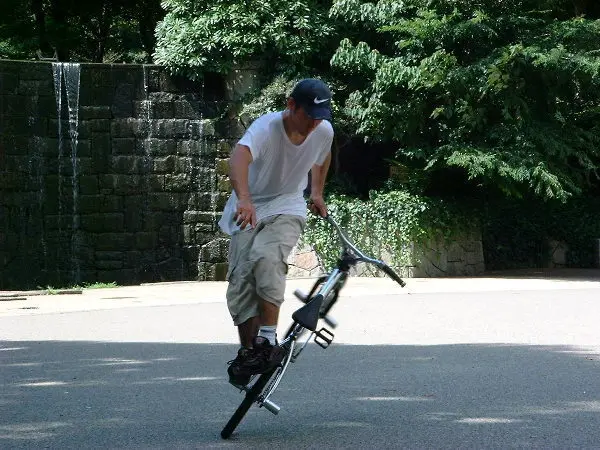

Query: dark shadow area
[{"left": 1, "top": 341, "right": 600, "bottom": 449}]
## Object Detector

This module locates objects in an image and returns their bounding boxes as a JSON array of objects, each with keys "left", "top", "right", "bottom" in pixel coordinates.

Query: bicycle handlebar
[{"left": 322, "top": 214, "right": 406, "bottom": 288}]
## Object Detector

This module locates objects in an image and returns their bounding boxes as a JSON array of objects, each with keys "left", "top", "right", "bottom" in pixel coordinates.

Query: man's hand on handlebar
[{"left": 308, "top": 195, "right": 328, "bottom": 217}]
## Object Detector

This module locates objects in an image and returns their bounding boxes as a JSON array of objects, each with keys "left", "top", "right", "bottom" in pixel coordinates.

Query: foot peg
[
  {"left": 314, "top": 327, "right": 334, "bottom": 349},
  {"left": 293, "top": 289, "right": 308, "bottom": 303},
  {"left": 322, "top": 314, "right": 338, "bottom": 328},
  {"left": 261, "top": 398, "right": 281, "bottom": 415}
]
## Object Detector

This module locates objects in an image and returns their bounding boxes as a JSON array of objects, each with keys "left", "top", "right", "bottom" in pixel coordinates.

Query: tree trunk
[
  {"left": 49, "top": 0, "right": 69, "bottom": 60},
  {"left": 32, "top": 0, "right": 52, "bottom": 56},
  {"left": 94, "top": 1, "right": 112, "bottom": 62}
]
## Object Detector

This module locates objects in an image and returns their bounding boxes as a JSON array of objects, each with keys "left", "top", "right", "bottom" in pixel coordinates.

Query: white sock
[{"left": 257, "top": 325, "right": 277, "bottom": 345}]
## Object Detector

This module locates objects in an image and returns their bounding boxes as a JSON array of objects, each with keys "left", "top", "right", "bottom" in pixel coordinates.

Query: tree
[
  {"left": 329, "top": 0, "right": 600, "bottom": 200},
  {"left": 153, "top": 0, "right": 335, "bottom": 79},
  {"left": 0, "top": 0, "right": 163, "bottom": 62}
]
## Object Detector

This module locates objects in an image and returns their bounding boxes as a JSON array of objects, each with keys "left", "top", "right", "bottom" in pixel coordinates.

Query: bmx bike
[{"left": 221, "top": 214, "right": 406, "bottom": 439}]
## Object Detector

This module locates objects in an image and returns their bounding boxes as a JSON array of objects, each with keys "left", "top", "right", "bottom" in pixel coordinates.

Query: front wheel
[{"left": 221, "top": 370, "right": 274, "bottom": 439}]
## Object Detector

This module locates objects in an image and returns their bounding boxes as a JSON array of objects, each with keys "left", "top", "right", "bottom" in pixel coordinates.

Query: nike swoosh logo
[{"left": 313, "top": 97, "right": 330, "bottom": 104}]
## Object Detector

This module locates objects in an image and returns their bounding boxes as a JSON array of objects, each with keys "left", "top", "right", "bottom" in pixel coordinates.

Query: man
[{"left": 218, "top": 78, "right": 334, "bottom": 386}]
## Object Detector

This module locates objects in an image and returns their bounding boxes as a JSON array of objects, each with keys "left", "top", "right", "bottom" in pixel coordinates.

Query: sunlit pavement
[{"left": 1, "top": 270, "right": 600, "bottom": 448}]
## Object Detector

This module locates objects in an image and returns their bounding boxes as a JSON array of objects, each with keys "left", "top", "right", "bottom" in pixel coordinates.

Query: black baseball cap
[{"left": 290, "top": 78, "right": 332, "bottom": 120}]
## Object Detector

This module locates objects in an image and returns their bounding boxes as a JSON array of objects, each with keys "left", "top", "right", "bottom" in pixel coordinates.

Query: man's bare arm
[
  {"left": 229, "top": 144, "right": 253, "bottom": 200},
  {"left": 310, "top": 152, "right": 331, "bottom": 198},
  {"left": 309, "top": 152, "right": 332, "bottom": 217},
  {"left": 229, "top": 144, "right": 256, "bottom": 228}
]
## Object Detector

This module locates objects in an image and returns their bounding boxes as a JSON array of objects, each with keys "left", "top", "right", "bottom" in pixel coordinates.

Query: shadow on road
[
  {"left": 482, "top": 268, "right": 600, "bottom": 282},
  {"left": 1, "top": 341, "right": 599, "bottom": 449}
]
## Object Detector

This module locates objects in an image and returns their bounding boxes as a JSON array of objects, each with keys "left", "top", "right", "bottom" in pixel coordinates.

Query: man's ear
[{"left": 286, "top": 97, "right": 296, "bottom": 111}]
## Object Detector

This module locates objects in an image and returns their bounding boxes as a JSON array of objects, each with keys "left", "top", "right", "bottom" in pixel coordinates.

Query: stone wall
[
  {"left": 0, "top": 59, "right": 485, "bottom": 290},
  {"left": 0, "top": 60, "right": 234, "bottom": 289},
  {"left": 286, "top": 232, "right": 485, "bottom": 279}
]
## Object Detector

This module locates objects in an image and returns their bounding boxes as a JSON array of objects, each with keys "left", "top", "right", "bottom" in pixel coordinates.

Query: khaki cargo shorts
[{"left": 226, "top": 214, "right": 305, "bottom": 326}]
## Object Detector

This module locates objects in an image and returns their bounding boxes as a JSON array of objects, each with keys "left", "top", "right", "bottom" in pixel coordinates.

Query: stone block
[
  {"left": 446, "top": 243, "right": 464, "bottom": 263},
  {"left": 547, "top": 240, "right": 568, "bottom": 268},
  {"left": 90, "top": 133, "right": 111, "bottom": 173},
  {"left": 79, "top": 176, "right": 98, "bottom": 195},
  {"left": 80, "top": 106, "right": 112, "bottom": 120},
  {"left": 123, "top": 201, "right": 144, "bottom": 231},
  {"left": 112, "top": 138, "right": 136, "bottom": 155},
  {"left": 81, "top": 213, "right": 124, "bottom": 233},
  {"left": 83, "top": 86, "right": 115, "bottom": 107},
  {"left": 94, "top": 232, "right": 132, "bottom": 251},
  {"left": 99, "top": 174, "right": 144, "bottom": 195},
  {"left": 135, "top": 232, "right": 157, "bottom": 250},
  {"left": 148, "top": 175, "right": 164, "bottom": 190},
  {"left": 0, "top": 73, "right": 19, "bottom": 93},
  {"left": 197, "top": 261, "right": 229, "bottom": 281},
  {"left": 111, "top": 118, "right": 137, "bottom": 137},
  {"left": 153, "top": 155, "right": 176, "bottom": 173},
  {"left": 111, "top": 83, "right": 134, "bottom": 118},
  {"left": 178, "top": 140, "right": 203, "bottom": 156},
  {"left": 88, "top": 66, "right": 114, "bottom": 87},
  {"left": 174, "top": 100, "right": 202, "bottom": 119},
  {"left": 152, "top": 101, "right": 175, "bottom": 119},
  {"left": 202, "top": 140, "right": 218, "bottom": 157},
  {"left": 146, "top": 119, "right": 174, "bottom": 138},
  {"left": 111, "top": 155, "right": 144, "bottom": 174},
  {"left": 187, "top": 192, "right": 214, "bottom": 210},
  {"left": 3, "top": 115, "right": 47, "bottom": 135},
  {"left": 149, "top": 192, "right": 188, "bottom": 211},
  {"left": 78, "top": 194, "right": 122, "bottom": 213},
  {"left": 291, "top": 251, "right": 320, "bottom": 272},
  {"left": 124, "top": 250, "right": 142, "bottom": 268},
  {"left": 17, "top": 61, "right": 51, "bottom": 80},
  {"left": 97, "top": 269, "right": 135, "bottom": 285},
  {"left": 164, "top": 173, "right": 192, "bottom": 192},
  {"left": 200, "top": 238, "right": 229, "bottom": 263},
  {"left": 183, "top": 211, "right": 218, "bottom": 224},
  {"left": 85, "top": 119, "right": 111, "bottom": 133},
  {"left": 142, "top": 138, "right": 177, "bottom": 156},
  {"left": 182, "top": 245, "right": 201, "bottom": 264},
  {"left": 37, "top": 95, "right": 57, "bottom": 117}
]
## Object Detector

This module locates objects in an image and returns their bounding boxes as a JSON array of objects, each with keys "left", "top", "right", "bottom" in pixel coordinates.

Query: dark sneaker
[
  {"left": 251, "top": 336, "right": 286, "bottom": 373},
  {"left": 226, "top": 338, "right": 286, "bottom": 386},
  {"left": 227, "top": 347, "right": 254, "bottom": 387}
]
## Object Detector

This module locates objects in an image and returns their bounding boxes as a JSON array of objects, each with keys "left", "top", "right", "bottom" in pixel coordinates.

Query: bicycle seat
[{"left": 291, "top": 293, "right": 324, "bottom": 331}]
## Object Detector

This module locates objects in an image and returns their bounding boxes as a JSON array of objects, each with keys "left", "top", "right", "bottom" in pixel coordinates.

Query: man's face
[{"left": 288, "top": 99, "right": 322, "bottom": 136}]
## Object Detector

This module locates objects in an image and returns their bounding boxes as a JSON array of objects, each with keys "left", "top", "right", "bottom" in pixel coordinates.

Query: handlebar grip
[{"left": 381, "top": 265, "right": 406, "bottom": 288}]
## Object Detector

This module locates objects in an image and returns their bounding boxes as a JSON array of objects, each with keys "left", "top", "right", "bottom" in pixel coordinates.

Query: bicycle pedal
[{"left": 314, "top": 327, "right": 334, "bottom": 349}]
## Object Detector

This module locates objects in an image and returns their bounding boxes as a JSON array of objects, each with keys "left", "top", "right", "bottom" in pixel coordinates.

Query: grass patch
[{"left": 39, "top": 282, "right": 118, "bottom": 294}]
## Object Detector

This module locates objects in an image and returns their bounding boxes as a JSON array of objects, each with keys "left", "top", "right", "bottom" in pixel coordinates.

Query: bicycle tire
[{"left": 220, "top": 370, "right": 274, "bottom": 439}]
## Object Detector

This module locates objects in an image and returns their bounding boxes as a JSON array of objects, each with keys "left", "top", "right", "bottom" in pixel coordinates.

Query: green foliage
[
  {"left": 154, "top": 0, "right": 334, "bottom": 79},
  {"left": 301, "top": 190, "right": 474, "bottom": 272},
  {"left": 0, "top": 0, "right": 162, "bottom": 62},
  {"left": 329, "top": 0, "right": 600, "bottom": 201}
]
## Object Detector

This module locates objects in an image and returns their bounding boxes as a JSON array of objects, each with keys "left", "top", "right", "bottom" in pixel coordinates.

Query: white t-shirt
[{"left": 218, "top": 111, "right": 333, "bottom": 235}]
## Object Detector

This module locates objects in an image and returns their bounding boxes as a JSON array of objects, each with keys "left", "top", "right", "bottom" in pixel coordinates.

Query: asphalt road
[{"left": 1, "top": 275, "right": 600, "bottom": 449}]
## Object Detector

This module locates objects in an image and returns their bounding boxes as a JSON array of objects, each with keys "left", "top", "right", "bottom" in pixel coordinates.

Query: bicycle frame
[{"left": 253, "top": 214, "right": 406, "bottom": 414}]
